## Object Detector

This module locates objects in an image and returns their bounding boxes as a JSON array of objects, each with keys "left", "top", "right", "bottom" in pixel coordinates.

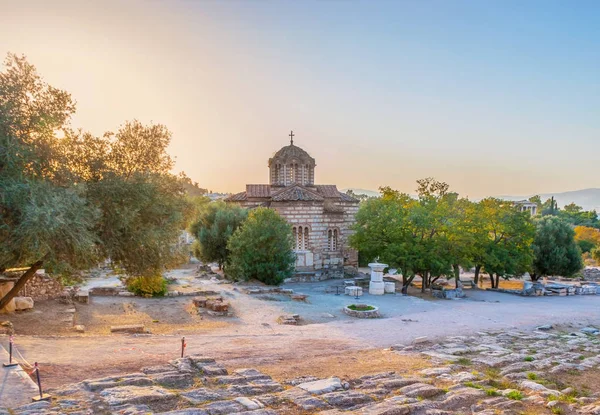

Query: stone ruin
[
  {"left": 493, "top": 280, "right": 600, "bottom": 297},
  {"left": 193, "top": 296, "right": 231, "bottom": 316},
  {"left": 5, "top": 327, "right": 600, "bottom": 415}
]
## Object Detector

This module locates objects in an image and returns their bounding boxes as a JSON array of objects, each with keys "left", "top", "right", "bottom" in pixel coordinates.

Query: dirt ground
[{"left": 4, "top": 266, "right": 600, "bottom": 391}]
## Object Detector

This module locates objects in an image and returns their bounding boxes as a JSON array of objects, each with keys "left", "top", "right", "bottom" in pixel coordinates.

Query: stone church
[{"left": 226, "top": 132, "right": 359, "bottom": 280}]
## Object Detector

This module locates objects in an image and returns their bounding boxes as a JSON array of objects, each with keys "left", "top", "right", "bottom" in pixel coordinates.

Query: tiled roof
[
  {"left": 271, "top": 185, "right": 325, "bottom": 202},
  {"left": 314, "top": 185, "right": 340, "bottom": 198},
  {"left": 247, "top": 184, "right": 271, "bottom": 198},
  {"left": 225, "top": 191, "right": 247, "bottom": 201},
  {"left": 226, "top": 184, "right": 359, "bottom": 203}
]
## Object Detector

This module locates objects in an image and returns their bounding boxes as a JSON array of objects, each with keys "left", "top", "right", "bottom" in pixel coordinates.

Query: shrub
[
  {"left": 227, "top": 208, "right": 295, "bottom": 285},
  {"left": 126, "top": 274, "right": 168, "bottom": 297},
  {"left": 524, "top": 356, "right": 534, "bottom": 362}
]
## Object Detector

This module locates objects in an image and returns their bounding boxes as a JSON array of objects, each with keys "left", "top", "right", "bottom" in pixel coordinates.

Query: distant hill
[{"left": 344, "top": 187, "right": 600, "bottom": 212}]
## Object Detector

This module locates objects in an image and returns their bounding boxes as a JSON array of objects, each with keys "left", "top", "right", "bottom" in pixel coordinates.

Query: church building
[{"left": 225, "top": 132, "right": 359, "bottom": 280}]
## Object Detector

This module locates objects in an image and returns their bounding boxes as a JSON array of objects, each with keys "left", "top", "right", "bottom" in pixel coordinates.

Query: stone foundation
[{"left": 0, "top": 270, "right": 64, "bottom": 302}]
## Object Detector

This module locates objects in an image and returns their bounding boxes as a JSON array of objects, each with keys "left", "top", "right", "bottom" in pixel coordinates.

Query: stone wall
[
  {"left": 0, "top": 270, "right": 63, "bottom": 301},
  {"left": 271, "top": 200, "right": 358, "bottom": 279}
]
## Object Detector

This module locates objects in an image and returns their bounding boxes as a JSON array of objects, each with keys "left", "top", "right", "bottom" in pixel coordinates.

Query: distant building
[
  {"left": 514, "top": 200, "right": 538, "bottom": 216},
  {"left": 225, "top": 132, "right": 359, "bottom": 281}
]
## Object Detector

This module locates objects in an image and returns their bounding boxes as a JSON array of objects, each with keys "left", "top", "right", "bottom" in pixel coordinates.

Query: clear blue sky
[{"left": 1, "top": 0, "right": 598, "bottom": 197}]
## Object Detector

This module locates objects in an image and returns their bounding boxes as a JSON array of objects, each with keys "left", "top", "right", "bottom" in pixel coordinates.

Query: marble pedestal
[{"left": 368, "top": 262, "right": 388, "bottom": 295}]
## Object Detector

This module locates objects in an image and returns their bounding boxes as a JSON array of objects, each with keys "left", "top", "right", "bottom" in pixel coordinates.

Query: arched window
[
  {"left": 292, "top": 225, "right": 310, "bottom": 250},
  {"left": 328, "top": 228, "right": 339, "bottom": 251}
]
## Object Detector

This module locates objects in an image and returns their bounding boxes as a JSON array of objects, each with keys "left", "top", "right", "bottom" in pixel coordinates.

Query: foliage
[
  {"left": 227, "top": 208, "right": 295, "bottom": 285},
  {"left": 0, "top": 54, "right": 98, "bottom": 308},
  {"left": 574, "top": 226, "right": 600, "bottom": 253},
  {"left": 189, "top": 201, "right": 247, "bottom": 269},
  {"left": 0, "top": 54, "right": 193, "bottom": 307},
  {"left": 351, "top": 178, "right": 534, "bottom": 292},
  {"left": 532, "top": 216, "right": 583, "bottom": 279},
  {"left": 529, "top": 196, "right": 599, "bottom": 228},
  {"left": 344, "top": 189, "right": 376, "bottom": 202},
  {"left": 126, "top": 274, "right": 168, "bottom": 297},
  {"left": 472, "top": 198, "right": 535, "bottom": 287}
]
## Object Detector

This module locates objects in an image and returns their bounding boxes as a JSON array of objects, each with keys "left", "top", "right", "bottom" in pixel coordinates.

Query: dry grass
[{"left": 253, "top": 348, "right": 431, "bottom": 382}]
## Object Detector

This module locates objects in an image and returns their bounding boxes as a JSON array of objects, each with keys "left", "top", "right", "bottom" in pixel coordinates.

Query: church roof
[
  {"left": 225, "top": 184, "right": 358, "bottom": 203},
  {"left": 247, "top": 184, "right": 271, "bottom": 198},
  {"left": 271, "top": 185, "right": 324, "bottom": 202}
]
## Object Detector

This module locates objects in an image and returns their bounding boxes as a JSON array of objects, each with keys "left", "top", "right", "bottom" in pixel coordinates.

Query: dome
[
  {"left": 269, "top": 144, "right": 315, "bottom": 167},
  {"left": 268, "top": 134, "right": 316, "bottom": 186}
]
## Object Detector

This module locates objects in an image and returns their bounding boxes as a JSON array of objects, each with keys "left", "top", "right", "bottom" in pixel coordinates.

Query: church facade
[{"left": 225, "top": 133, "right": 359, "bottom": 280}]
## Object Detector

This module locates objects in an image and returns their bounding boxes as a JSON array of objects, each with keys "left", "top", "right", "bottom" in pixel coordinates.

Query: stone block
[
  {"left": 298, "top": 377, "right": 343, "bottom": 395},
  {"left": 369, "top": 281, "right": 385, "bottom": 295},
  {"left": 14, "top": 297, "right": 34, "bottom": 311},
  {"left": 110, "top": 324, "right": 145, "bottom": 334},
  {"left": 345, "top": 286, "right": 363, "bottom": 297},
  {"left": 384, "top": 282, "right": 396, "bottom": 293}
]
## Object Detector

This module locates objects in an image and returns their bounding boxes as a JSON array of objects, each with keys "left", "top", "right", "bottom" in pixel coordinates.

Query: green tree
[
  {"left": 0, "top": 54, "right": 98, "bottom": 309},
  {"left": 227, "top": 208, "right": 295, "bottom": 285},
  {"left": 351, "top": 189, "right": 415, "bottom": 293},
  {"left": 189, "top": 201, "right": 247, "bottom": 270},
  {"left": 472, "top": 198, "right": 535, "bottom": 288},
  {"left": 531, "top": 216, "right": 583, "bottom": 279}
]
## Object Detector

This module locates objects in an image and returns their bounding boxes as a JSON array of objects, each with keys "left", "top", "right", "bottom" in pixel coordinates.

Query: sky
[{"left": 1, "top": 0, "right": 599, "bottom": 198}]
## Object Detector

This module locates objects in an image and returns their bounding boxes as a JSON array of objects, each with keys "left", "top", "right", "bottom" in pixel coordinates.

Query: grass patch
[
  {"left": 506, "top": 390, "right": 524, "bottom": 400},
  {"left": 551, "top": 407, "right": 564, "bottom": 414},
  {"left": 526, "top": 372, "right": 537, "bottom": 380},
  {"left": 454, "top": 357, "right": 472, "bottom": 366},
  {"left": 485, "top": 388, "right": 500, "bottom": 396},
  {"left": 347, "top": 304, "right": 375, "bottom": 311},
  {"left": 523, "top": 356, "right": 534, "bottom": 362},
  {"left": 484, "top": 367, "right": 500, "bottom": 379},
  {"left": 464, "top": 381, "right": 484, "bottom": 390}
]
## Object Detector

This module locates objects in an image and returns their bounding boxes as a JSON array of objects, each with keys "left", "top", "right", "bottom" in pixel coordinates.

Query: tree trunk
[
  {"left": 473, "top": 265, "right": 481, "bottom": 287},
  {"left": 453, "top": 264, "right": 460, "bottom": 289},
  {"left": 402, "top": 274, "right": 414, "bottom": 295},
  {"left": 494, "top": 274, "right": 500, "bottom": 289},
  {"left": 0, "top": 260, "right": 44, "bottom": 311},
  {"left": 489, "top": 273, "right": 496, "bottom": 289}
]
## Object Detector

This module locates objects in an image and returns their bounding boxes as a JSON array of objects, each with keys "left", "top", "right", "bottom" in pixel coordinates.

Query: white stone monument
[{"left": 368, "top": 262, "right": 387, "bottom": 295}]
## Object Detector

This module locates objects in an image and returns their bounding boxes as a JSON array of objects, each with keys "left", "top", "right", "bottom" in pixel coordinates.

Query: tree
[
  {"left": 189, "top": 201, "right": 247, "bottom": 270},
  {"left": 1, "top": 54, "right": 193, "bottom": 306},
  {"left": 472, "top": 198, "right": 535, "bottom": 288},
  {"left": 531, "top": 216, "right": 583, "bottom": 279},
  {"left": 351, "top": 189, "right": 415, "bottom": 293},
  {"left": 0, "top": 54, "right": 98, "bottom": 309},
  {"left": 227, "top": 208, "right": 295, "bottom": 285},
  {"left": 63, "top": 120, "right": 194, "bottom": 282}
]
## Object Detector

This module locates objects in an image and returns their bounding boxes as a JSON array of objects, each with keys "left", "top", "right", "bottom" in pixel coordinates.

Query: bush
[
  {"left": 126, "top": 274, "right": 168, "bottom": 297},
  {"left": 227, "top": 208, "right": 295, "bottom": 285}
]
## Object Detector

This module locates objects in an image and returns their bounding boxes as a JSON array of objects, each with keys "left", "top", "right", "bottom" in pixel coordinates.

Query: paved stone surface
[
  {"left": 3, "top": 329, "right": 600, "bottom": 414},
  {"left": 0, "top": 345, "right": 38, "bottom": 410}
]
